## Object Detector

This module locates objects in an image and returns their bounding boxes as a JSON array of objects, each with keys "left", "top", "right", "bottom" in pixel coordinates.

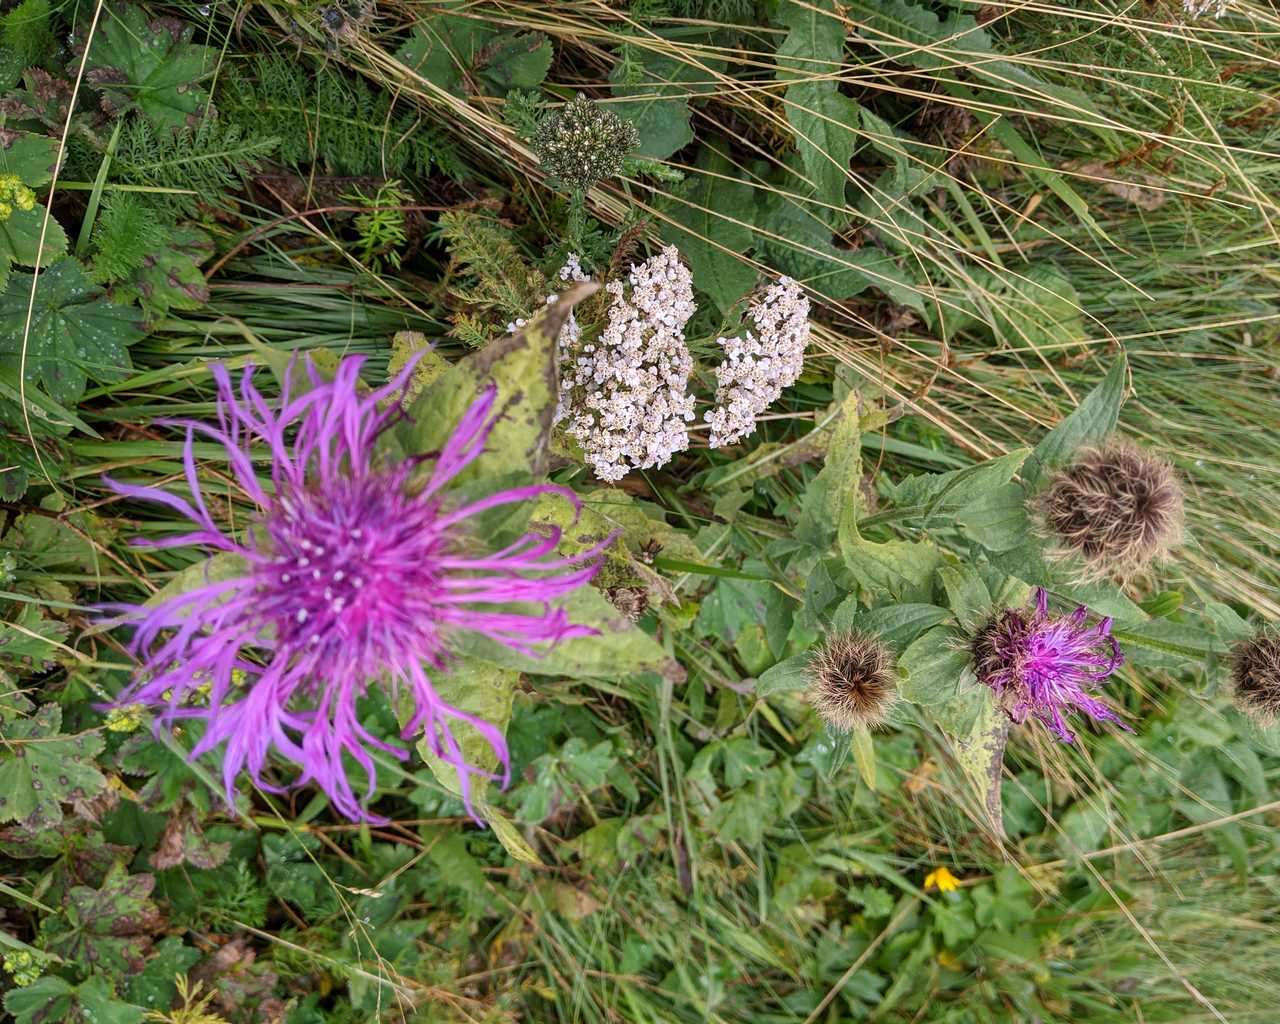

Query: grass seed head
[
  {"left": 1034, "top": 440, "right": 1184, "bottom": 581},
  {"left": 807, "top": 629, "right": 898, "bottom": 732}
]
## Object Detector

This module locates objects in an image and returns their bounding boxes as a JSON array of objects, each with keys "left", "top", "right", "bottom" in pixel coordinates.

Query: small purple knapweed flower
[
  {"left": 105, "top": 355, "right": 608, "bottom": 822},
  {"left": 971, "top": 588, "right": 1130, "bottom": 742}
]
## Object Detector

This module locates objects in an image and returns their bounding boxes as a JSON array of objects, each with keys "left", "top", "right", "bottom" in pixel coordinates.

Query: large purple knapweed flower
[
  {"left": 970, "top": 588, "right": 1130, "bottom": 742},
  {"left": 105, "top": 355, "right": 608, "bottom": 822}
]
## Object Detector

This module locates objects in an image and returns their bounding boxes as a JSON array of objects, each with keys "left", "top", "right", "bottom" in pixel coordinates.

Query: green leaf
[
  {"left": 841, "top": 537, "right": 943, "bottom": 601},
  {"left": 886, "top": 449, "right": 1031, "bottom": 514},
  {"left": 0, "top": 603, "right": 69, "bottom": 673},
  {"left": 1023, "top": 354, "right": 1127, "bottom": 489},
  {"left": 43, "top": 861, "right": 161, "bottom": 975},
  {"left": 754, "top": 186, "right": 923, "bottom": 308},
  {"left": 478, "top": 32, "right": 553, "bottom": 91},
  {"left": 937, "top": 565, "right": 992, "bottom": 633},
  {"left": 949, "top": 692, "right": 1008, "bottom": 839},
  {"left": 409, "top": 655, "right": 517, "bottom": 802},
  {"left": 108, "top": 226, "right": 212, "bottom": 320},
  {"left": 560, "top": 737, "right": 617, "bottom": 790},
  {"left": 795, "top": 392, "right": 859, "bottom": 548},
  {"left": 454, "top": 583, "right": 677, "bottom": 680},
  {"left": 899, "top": 626, "right": 988, "bottom": 737},
  {"left": 125, "top": 936, "right": 200, "bottom": 1012},
  {"left": 656, "top": 141, "right": 757, "bottom": 313},
  {"left": 610, "top": 50, "right": 713, "bottom": 160},
  {"left": 423, "top": 824, "right": 488, "bottom": 899},
  {"left": 1058, "top": 800, "right": 1109, "bottom": 857},
  {"left": 850, "top": 720, "right": 877, "bottom": 791},
  {"left": 4, "top": 976, "right": 75, "bottom": 1024},
  {"left": 80, "top": 6, "right": 215, "bottom": 129},
  {"left": 0, "top": 204, "right": 69, "bottom": 274},
  {"left": 392, "top": 280, "right": 597, "bottom": 484},
  {"left": 757, "top": 653, "right": 810, "bottom": 697},
  {"left": 831, "top": 601, "right": 952, "bottom": 650},
  {"left": 956, "top": 483, "right": 1034, "bottom": 553},
  {"left": 0, "top": 130, "right": 59, "bottom": 186},
  {"left": 396, "top": 9, "right": 551, "bottom": 94},
  {"left": 990, "top": 267, "right": 1085, "bottom": 351},
  {"left": 140, "top": 552, "right": 252, "bottom": 613},
  {"left": 776, "top": 0, "right": 860, "bottom": 206},
  {"left": 1204, "top": 601, "right": 1252, "bottom": 644},
  {"left": 0, "top": 259, "right": 144, "bottom": 406},
  {"left": 0, "top": 704, "right": 106, "bottom": 826},
  {"left": 488, "top": 808, "right": 542, "bottom": 864}
]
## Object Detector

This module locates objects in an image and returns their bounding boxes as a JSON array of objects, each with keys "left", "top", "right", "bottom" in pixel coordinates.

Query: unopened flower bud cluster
[
  {"left": 704, "top": 276, "right": 810, "bottom": 447},
  {"left": 532, "top": 95, "right": 641, "bottom": 193},
  {"left": 552, "top": 246, "right": 697, "bottom": 482}
]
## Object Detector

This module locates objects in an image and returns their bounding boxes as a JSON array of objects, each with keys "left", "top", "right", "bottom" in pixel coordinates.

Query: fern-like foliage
[
  {"left": 89, "top": 193, "right": 168, "bottom": 283},
  {"left": 219, "top": 55, "right": 464, "bottom": 180},
  {"left": 1, "top": 0, "right": 55, "bottom": 65},
  {"left": 83, "top": 118, "right": 279, "bottom": 216},
  {"left": 436, "top": 210, "right": 549, "bottom": 344}
]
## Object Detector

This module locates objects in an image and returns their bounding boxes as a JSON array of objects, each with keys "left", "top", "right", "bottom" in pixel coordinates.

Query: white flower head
[
  {"left": 553, "top": 246, "right": 697, "bottom": 481},
  {"left": 704, "top": 276, "right": 810, "bottom": 448},
  {"left": 1183, "top": 0, "right": 1228, "bottom": 17}
]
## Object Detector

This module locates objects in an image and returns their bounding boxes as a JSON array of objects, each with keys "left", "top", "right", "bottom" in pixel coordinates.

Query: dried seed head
[
  {"left": 533, "top": 95, "right": 641, "bottom": 193},
  {"left": 806, "top": 630, "right": 897, "bottom": 731},
  {"left": 1231, "top": 626, "right": 1280, "bottom": 724},
  {"left": 1034, "top": 440, "right": 1184, "bottom": 581}
]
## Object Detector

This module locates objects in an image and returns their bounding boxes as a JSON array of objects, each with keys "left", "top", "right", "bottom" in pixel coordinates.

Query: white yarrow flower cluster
[
  {"left": 1183, "top": 0, "right": 1228, "bottom": 17},
  {"left": 553, "top": 246, "right": 697, "bottom": 481},
  {"left": 704, "top": 276, "right": 810, "bottom": 447}
]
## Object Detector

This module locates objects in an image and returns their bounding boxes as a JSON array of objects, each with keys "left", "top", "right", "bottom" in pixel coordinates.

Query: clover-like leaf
[
  {"left": 0, "top": 129, "right": 59, "bottom": 186},
  {"left": 78, "top": 5, "right": 215, "bottom": 129},
  {"left": 0, "top": 258, "right": 145, "bottom": 406},
  {"left": 42, "top": 861, "right": 162, "bottom": 975},
  {"left": 0, "top": 703, "right": 106, "bottom": 826},
  {"left": 396, "top": 6, "right": 551, "bottom": 95}
]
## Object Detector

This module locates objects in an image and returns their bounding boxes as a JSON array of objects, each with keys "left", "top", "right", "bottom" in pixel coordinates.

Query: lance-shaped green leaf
[
  {"left": 776, "top": 0, "right": 860, "bottom": 207},
  {"left": 830, "top": 601, "right": 951, "bottom": 650},
  {"left": 850, "top": 720, "right": 877, "bottom": 791},
  {"left": 951, "top": 692, "right": 1008, "bottom": 840},
  {"left": 1023, "top": 354, "right": 1127, "bottom": 489}
]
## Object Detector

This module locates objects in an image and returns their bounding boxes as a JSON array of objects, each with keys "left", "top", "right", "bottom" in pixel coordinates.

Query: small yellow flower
[
  {"left": 0, "top": 175, "right": 35, "bottom": 220},
  {"left": 104, "top": 704, "right": 145, "bottom": 733},
  {"left": 937, "top": 949, "right": 964, "bottom": 971},
  {"left": 924, "top": 866, "right": 961, "bottom": 892}
]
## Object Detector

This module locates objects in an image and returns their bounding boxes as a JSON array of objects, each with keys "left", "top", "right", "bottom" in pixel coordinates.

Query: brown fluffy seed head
[
  {"left": 1231, "top": 627, "right": 1280, "bottom": 725},
  {"left": 806, "top": 629, "right": 898, "bottom": 732},
  {"left": 1034, "top": 440, "right": 1184, "bottom": 581}
]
